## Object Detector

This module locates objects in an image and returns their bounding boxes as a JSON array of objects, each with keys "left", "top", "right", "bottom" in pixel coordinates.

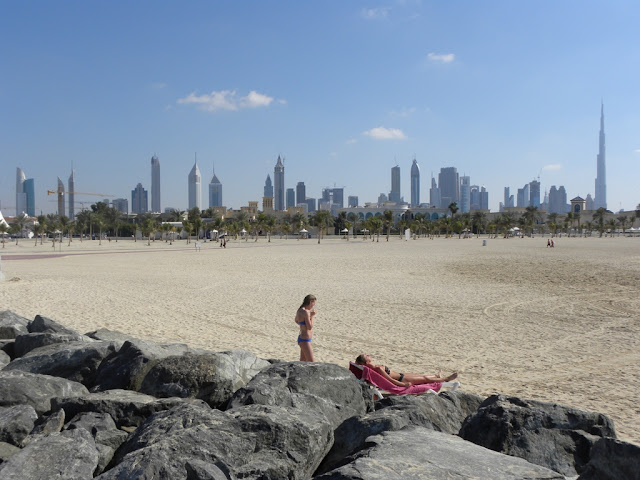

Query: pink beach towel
[{"left": 353, "top": 363, "right": 441, "bottom": 395}]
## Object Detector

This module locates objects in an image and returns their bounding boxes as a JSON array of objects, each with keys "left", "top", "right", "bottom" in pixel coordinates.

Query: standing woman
[{"left": 295, "top": 294, "right": 316, "bottom": 361}]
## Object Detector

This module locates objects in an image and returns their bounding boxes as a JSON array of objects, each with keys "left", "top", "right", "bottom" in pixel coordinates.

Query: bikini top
[{"left": 298, "top": 321, "right": 306, "bottom": 326}]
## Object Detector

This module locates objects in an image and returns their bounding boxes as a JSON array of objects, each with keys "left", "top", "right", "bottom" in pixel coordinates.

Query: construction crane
[{"left": 47, "top": 190, "right": 114, "bottom": 197}]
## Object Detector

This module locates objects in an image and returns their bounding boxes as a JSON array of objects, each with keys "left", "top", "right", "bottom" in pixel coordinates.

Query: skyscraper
[
  {"left": 296, "top": 182, "right": 306, "bottom": 206},
  {"left": 16, "top": 168, "right": 26, "bottom": 216},
  {"left": 529, "top": 179, "right": 541, "bottom": 208},
  {"left": 23, "top": 179, "right": 35, "bottom": 217},
  {"left": 264, "top": 175, "right": 273, "bottom": 198},
  {"left": 348, "top": 195, "right": 359, "bottom": 207},
  {"left": 389, "top": 165, "right": 401, "bottom": 203},
  {"left": 286, "top": 188, "right": 295, "bottom": 209},
  {"left": 188, "top": 160, "right": 202, "bottom": 210},
  {"left": 151, "top": 155, "right": 161, "bottom": 213},
  {"left": 438, "top": 167, "right": 459, "bottom": 207},
  {"left": 548, "top": 186, "right": 568, "bottom": 214},
  {"left": 331, "top": 188, "right": 344, "bottom": 209},
  {"left": 209, "top": 169, "right": 222, "bottom": 207},
  {"left": 410, "top": 159, "right": 420, "bottom": 207},
  {"left": 594, "top": 103, "right": 607, "bottom": 210},
  {"left": 480, "top": 186, "right": 489, "bottom": 210},
  {"left": 470, "top": 185, "right": 480, "bottom": 211},
  {"left": 112, "top": 198, "right": 129, "bottom": 214},
  {"left": 131, "top": 183, "right": 148, "bottom": 214},
  {"left": 460, "top": 176, "right": 471, "bottom": 213},
  {"left": 503, "top": 187, "right": 514, "bottom": 208},
  {"left": 57, "top": 177, "right": 65, "bottom": 217},
  {"left": 274, "top": 156, "right": 285, "bottom": 211},
  {"left": 429, "top": 176, "right": 441, "bottom": 208},
  {"left": 68, "top": 170, "right": 75, "bottom": 219}
]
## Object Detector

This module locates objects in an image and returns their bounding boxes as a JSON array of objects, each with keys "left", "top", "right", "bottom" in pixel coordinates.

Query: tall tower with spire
[
  {"left": 151, "top": 155, "right": 161, "bottom": 213},
  {"left": 594, "top": 102, "right": 607, "bottom": 210},
  {"left": 68, "top": 169, "right": 75, "bottom": 218},
  {"left": 57, "top": 176, "right": 65, "bottom": 217},
  {"left": 273, "top": 156, "right": 285, "bottom": 211},
  {"left": 209, "top": 163, "right": 222, "bottom": 208},
  {"left": 188, "top": 156, "right": 202, "bottom": 210},
  {"left": 16, "top": 168, "right": 26, "bottom": 216},
  {"left": 410, "top": 158, "right": 420, "bottom": 207}
]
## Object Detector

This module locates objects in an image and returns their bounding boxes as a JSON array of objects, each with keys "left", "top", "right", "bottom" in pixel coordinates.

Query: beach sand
[{"left": 1, "top": 234, "right": 639, "bottom": 443}]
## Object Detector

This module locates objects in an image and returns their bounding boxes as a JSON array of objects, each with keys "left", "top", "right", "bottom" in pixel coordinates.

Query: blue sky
[{"left": 1, "top": 0, "right": 639, "bottom": 215}]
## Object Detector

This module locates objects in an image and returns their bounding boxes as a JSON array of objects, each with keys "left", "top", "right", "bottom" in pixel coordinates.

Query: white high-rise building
[
  {"left": 274, "top": 156, "right": 285, "bottom": 211},
  {"left": 68, "top": 170, "right": 75, "bottom": 219},
  {"left": 410, "top": 158, "right": 420, "bottom": 207},
  {"left": 151, "top": 155, "right": 161, "bottom": 213},
  {"left": 188, "top": 160, "right": 202, "bottom": 210},
  {"left": 16, "top": 168, "right": 26, "bottom": 216},
  {"left": 594, "top": 103, "right": 607, "bottom": 210},
  {"left": 460, "top": 176, "right": 471, "bottom": 213},
  {"left": 57, "top": 176, "right": 65, "bottom": 217}
]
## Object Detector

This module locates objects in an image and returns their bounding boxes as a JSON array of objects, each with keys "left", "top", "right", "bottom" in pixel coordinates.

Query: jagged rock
[
  {"left": 27, "top": 314, "right": 80, "bottom": 336},
  {"left": 459, "top": 394, "right": 616, "bottom": 476},
  {"left": 65, "top": 412, "right": 129, "bottom": 475},
  {"left": 0, "top": 350, "right": 9, "bottom": 368},
  {"left": 0, "top": 427, "right": 99, "bottom": 479},
  {"left": 52, "top": 388, "right": 207, "bottom": 428},
  {"left": 0, "top": 311, "right": 29, "bottom": 339},
  {"left": 185, "top": 459, "right": 237, "bottom": 480},
  {"left": 0, "top": 405, "right": 38, "bottom": 446},
  {"left": 228, "top": 362, "right": 367, "bottom": 428},
  {"left": 0, "top": 371, "right": 89, "bottom": 414},
  {"left": 13, "top": 332, "right": 95, "bottom": 358},
  {"left": 85, "top": 328, "right": 140, "bottom": 349},
  {"left": 100, "top": 401, "right": 333, "bottom": 480},
  {"left": 316, "top": 426, "right": 566, "bottom": 480},
  {"left": 578, "top": 437, "right": 640, "bottom": 480},
  {"left": 92, "top": 339, "right": 194, "bottom": 392},
  {"left": 4, "top": 340, "right": 118, "bottom": 387},
  {"left": 0, "top": 442, "right": 21, "bottom": 464},
  {"left": 25, "top": 408, "right": 65, "bottom": 440},
  {"left": 139, "top": 349, "right": 270, "bottom": 409},
  {"left": 0, "top": 340, "right": 15, "bottom": 360},
  {"left": 317, "top": 390, "right": 484, "bottom": 474}
]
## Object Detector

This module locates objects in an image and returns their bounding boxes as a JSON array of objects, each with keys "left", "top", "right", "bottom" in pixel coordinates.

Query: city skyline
[{"left": 1, "top": 2, "right": 639, "bottom": 215}]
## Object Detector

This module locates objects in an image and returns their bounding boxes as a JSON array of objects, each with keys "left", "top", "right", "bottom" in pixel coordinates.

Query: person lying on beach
[
  {"left": 355, "top": 354, "right": 458, "bottom": 387},
  {"left": 296, "top": 294, "right": 317, "bottom": 362}
]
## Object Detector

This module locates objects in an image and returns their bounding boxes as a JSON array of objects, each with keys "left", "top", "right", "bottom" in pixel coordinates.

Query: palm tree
[
  {"left": 93, "top": 215, "right": 106, "bottom": 246},
  {"left": 617, "top": 215, "right": 629, "bottom": 234},
  {"left": 36, "top": 215, "right": 47, "bottom": 245},
  {"left": 142, "top": 218, "right": 156, "bottom": 245},
  {"left": 606, "top": 218, "right": 617, "bottom": 236},
  {"left": 592, "top": 208, "right": 607, "bottom": 237},
  {"left": 471, "top": 211, "right": 487, "bottom": 237},
  {"left": 383, "top": 210, "right": 394, "bottom": 241},
  {"left": 448, "top": 202, "right": 458, "bottom": 218},
  {"left": 32, "top": 222, "right": 44, "bottom": 246},
  {"left": 0, "top": 223, "right": 8, "bottom": 248},
  {"left": 522, "top": 206, "right": 541, "bottom": 237},
  {"left": 281, "top": 220, "right": 292, "bottom": 239},
  {"left": 583, "top": 220, "right": 594, "bottom": 236},
  {"left": 10, "top": 214, "right": 28, "bottom": 245},
  {"left": 368, "top": 216, "right": 383, "bottom": 242},
  {"left": 565, "top": 212, "right": 575, "bottom": 236},
  {"left": 334, "top": 211, "right": 348, "bottom": 236},
  {"left": 347, "top": 212, "right": 360, "bottom": 239},
  {"left": 263, "top": 214, "right": 276, "bottom": 242},
  {"left": 311, "top": 210, "right": 334, "bottom": 244}
]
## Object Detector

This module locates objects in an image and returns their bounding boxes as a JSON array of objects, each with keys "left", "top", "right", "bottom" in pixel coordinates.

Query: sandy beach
[{"left": 1, "top": 234, "right": 639, "bottom": 444}]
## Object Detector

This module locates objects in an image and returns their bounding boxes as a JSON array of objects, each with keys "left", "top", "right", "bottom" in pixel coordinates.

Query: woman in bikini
[
  {"left": 295, "top": 294, "right": 316, "bottom": 361},
  {"left": 355, "top": 354, "right": 458, "bottom": 387}
]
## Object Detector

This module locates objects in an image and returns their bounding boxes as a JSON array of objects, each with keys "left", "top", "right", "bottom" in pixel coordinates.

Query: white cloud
[
  {"left": 427, "top": 52, "right": 455, "bottom": 64},
  {"left": 346, "top": 138, "right": 358, "bottom": 145},
  {"left": 634, "top": 149, "right": 640, "bottom": 153},
  {"left": 361, "top": 7, "right": 390, "bottom": 19},
  {"left": 542, "top": 164, "right": 562, "bottom": 171},
  {"left": 363, "top": 127, "right": 407, "bottom": 140},
  {"left": 177, "top": 89, "right": 277, "bottom": 112},
  {"left": 390, "top": 107, "right": 416, "bottom": 118},
  {"left": 151, "top": 82, "right": 167, "bottom": 89}
]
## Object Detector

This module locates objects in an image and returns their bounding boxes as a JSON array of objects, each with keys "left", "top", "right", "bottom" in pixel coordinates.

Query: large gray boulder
[
  {"left": 92, "top": 339, "right": 194, "bottom": 392},
  {"left": 52, "top": 388, "right": 208, "bottom": 428},
  {"left": 0, "top": 405, "right": 38, "bottom": 446},
  {"left": 0, "top": 428, "right": 99, "bottom": 479},
  {"left": 85, "top": 328, "right": 140, "bottom": 349},
  {"left": 0, "top": 371, "right": 89, "bottom": 414},
  {"left": 27, "top": 314, "right": 80, "bottom": 336},
  {"left": 0, "top": 442, "right": 21, "bottom": 464},
  {"left": 228, "top": 362, "right": 367, "bottom": 428},
  {"left": 578, "top": 437, "right": 640, "bottom": 480},
  {"left": 316, "top": 426, "right": 565, "bottom": 480},
  {"left": 139, "top": 349, "right": 270, "bottom": 409},
  {"left": 4, "top": 340, "right": 118, "bottom": 387},
  {"left": 0, "top": 340, "right": 15, "bottom": 360},
  {"left": 318, "top": 390, "right": 484, "bottom": 474},
  {"left": 100, "top": 401, "right": 333, "bottom": 480},
  {"left": 460, "top": 394, "right": 616, "bottom": 476},
  {"left": 0, "top": 311, "right": 29, "bottom": 339},
  {"left": 0, "top": 350, "right": 9, "bottom": 368},
  {"left": 13, "top": 332, "right": 95, "bottom": 358},
  {"left": 64, "top": 412, "right": 129, "bottom": 475}
]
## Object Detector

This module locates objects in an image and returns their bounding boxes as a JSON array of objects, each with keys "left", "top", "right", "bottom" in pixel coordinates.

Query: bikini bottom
[{"left": 297, "top": 336, "right": 312, "bottom": 344}]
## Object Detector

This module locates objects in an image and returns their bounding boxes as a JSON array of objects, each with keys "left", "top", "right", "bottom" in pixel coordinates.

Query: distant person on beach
[
  {"left": 355, "top": 354, "right": 458, "bottom": 387},
  {"left": 295, "top": 294, "right": 316, "bottom": 361},
  {"left": 547, "top": 239, "right": 551, "bottom": 247}
]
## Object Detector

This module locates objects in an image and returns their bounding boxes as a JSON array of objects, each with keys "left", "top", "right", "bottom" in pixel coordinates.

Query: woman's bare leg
[
  {"left": 300, "top": 342, "right": 314, "bottom": 362},
  {"left": 400, "top": 371, "right": 458, "bottom": 385}
]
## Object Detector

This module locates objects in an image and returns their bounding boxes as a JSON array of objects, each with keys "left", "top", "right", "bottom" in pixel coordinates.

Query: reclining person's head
[{"left": 355, "top": 354, "right": 367, "bottom": 365}]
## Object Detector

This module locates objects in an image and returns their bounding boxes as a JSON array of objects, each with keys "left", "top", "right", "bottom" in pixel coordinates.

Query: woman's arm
[{"left": 371, "top": 364, "right": 409, "bottom": 387}]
